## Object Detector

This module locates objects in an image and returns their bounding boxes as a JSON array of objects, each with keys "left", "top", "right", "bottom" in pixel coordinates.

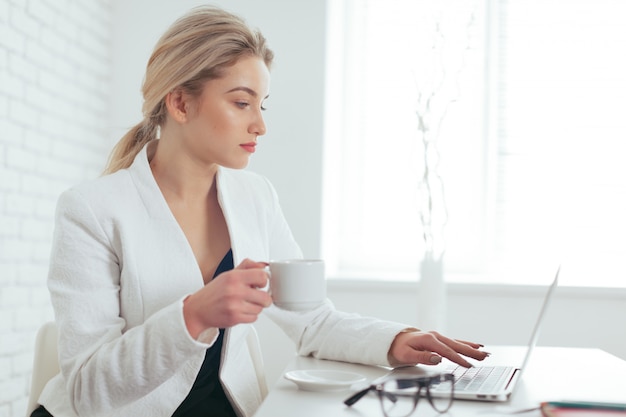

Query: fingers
[
  {"left": 220, "top": 270, "right": 272, "bottom": 307},
  {"left": 234, "top": 258, "right": 270, "bottom": 289},
  {"left": 433, "top": 333, "right": 490, "bottom": 362},
  {"left": 455, "top": 339, "right": 484, "bottom": 349},
  {"left": 388, "top": 331, "right": 447, "bottom": 367},
  {"left": 245, "top": 283, "right": 273, "bottom": 308},
  {"left": 401, "top": 349, "right": 446, "bottom": 366},
  {"left": 418, "top": 335, "right": 474, "bottom": 368},
  {"left": 236, "top": 258, "right": 269, "bottom": 270},
  {"left": 389, "top": 331, "right": 489, "bottom": 368},
  {"left": 186, "top": 261, "right": 273, "bottom": 331},
  {"left": 201, "top": 282, "right": 271, "bottom": 327}
]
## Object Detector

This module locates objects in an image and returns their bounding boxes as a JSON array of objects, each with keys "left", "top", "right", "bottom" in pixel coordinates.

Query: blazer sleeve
[
  {"left": 259, "top": 179, "right": 411, "bottom": 367},
  {"left": 47, "top": 189, "right": 211, "bottom": 416}
]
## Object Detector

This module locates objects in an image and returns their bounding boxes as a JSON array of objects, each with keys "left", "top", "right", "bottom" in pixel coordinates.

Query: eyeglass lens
[
  {"left": 380, "top": 374, "right": 454, "bottom": 417},
  {"left": 426, "top": 374, "right": 454, "bottom": 413},
  {"left": 378, "top": 380, "right": 420, "bottom": 417}
]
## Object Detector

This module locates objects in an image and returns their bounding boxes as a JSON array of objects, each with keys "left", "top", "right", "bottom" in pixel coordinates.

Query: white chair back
[{"left": 26, "top": 322, "right": 59, "bottom": 416}]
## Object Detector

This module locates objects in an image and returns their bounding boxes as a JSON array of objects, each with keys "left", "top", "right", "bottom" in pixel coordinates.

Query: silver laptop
[{"left": 431, "top": 265, "right": 561, "bottom": 401}]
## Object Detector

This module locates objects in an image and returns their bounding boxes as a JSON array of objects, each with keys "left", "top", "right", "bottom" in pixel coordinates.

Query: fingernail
[{"left": 430, "top": 356, "right": 442, "bottom": 364}]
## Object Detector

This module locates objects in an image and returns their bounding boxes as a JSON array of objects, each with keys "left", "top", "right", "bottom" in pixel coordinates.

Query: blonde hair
[{"left": 103, "top": 6, "right": 274, "bottom": 174}]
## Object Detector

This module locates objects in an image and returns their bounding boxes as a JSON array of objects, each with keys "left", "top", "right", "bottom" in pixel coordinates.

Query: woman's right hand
[{"left": 183, "top": 258, "right": 272, "bottom": 339}]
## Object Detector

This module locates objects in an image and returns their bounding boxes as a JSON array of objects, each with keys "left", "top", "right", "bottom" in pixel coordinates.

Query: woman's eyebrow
[{"left": 226, "top": 86, "right": 269, "bottom": 99}]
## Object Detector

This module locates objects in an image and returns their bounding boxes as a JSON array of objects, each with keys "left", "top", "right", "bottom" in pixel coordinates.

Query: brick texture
[{"left": 0, "top": 0, "right": 112, "bottom": 415}]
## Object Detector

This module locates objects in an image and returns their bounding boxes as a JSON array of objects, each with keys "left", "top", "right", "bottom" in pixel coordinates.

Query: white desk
[{"left": 253, "top": 346, "right": 626, "bottom": 417}]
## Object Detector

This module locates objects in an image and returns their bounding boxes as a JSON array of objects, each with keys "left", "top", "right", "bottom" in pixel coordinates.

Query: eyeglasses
[{"left": 344, "top": 373, "right": 455, "bottom": 417}]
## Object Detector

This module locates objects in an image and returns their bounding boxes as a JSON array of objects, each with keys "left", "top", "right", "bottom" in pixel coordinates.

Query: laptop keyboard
[{"left": 449, "top": 365, "right": 514, "bottom": 393}]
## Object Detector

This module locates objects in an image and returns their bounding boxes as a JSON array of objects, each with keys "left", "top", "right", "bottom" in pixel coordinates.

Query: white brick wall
[{"left": 0, "top": 1, "right": 112, "bottom": 416}]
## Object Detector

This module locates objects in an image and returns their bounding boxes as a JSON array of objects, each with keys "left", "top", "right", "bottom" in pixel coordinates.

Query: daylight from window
[{"left": 322, "top": 0, "right": 626, "bottom": 287}]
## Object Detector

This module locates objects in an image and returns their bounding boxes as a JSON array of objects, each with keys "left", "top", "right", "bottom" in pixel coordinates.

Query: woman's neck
[{"left": 149, "top": 137, "right": 219, "bottom": 204}]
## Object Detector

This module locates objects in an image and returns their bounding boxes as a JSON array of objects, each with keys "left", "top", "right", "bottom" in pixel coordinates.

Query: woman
[{"left": 33, "top": 6, "right": 487, "bottom": 417}]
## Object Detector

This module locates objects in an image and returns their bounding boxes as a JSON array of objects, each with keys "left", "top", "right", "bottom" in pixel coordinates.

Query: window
[{"left": 322, "top": 0, "right": 626, "bottom": 286}]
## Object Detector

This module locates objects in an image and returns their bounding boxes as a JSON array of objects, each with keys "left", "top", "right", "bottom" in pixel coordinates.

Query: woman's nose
[{"left": 250, "top": 112, "right": 267, "bottom": 136}]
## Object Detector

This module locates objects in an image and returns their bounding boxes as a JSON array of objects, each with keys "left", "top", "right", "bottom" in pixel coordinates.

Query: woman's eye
[{"left": 235, "top": 100, "right": 266, "bottom": 111}]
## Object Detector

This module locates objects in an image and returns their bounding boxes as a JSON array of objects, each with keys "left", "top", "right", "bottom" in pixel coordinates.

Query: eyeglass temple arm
[{"left": 344, "top": 386, "right": 372, "bottom": 406}]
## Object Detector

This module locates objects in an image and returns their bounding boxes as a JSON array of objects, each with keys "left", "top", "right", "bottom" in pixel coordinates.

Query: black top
[{"left": 172, "top": 249, "right": 237, "bottom": 417}]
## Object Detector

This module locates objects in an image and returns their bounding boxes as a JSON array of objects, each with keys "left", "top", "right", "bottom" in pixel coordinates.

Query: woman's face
[{"left": 181, "top": 56, "right": 270, "bottom": 169}]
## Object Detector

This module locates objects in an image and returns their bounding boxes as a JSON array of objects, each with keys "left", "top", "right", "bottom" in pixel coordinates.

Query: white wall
[{"left": 0, "top": 1, "right": 112, "bottom": 415}]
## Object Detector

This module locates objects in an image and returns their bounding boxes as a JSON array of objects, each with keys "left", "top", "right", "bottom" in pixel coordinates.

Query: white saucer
[{"left": 283, "top": 369, "right": 366, "bottom": 392}]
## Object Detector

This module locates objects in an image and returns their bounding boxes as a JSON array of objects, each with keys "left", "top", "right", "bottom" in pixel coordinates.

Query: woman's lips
[{"left": 240, "top": 142, "right": 257, "bottom": 153}]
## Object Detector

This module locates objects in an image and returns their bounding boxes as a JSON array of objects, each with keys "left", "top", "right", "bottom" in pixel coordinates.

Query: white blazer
[{"left": 39, "top": 142, "right": 410, "bottom": 417}]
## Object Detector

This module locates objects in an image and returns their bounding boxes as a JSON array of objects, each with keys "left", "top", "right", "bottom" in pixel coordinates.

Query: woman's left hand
[{"left": 388, "top": 330, "right": 489, "bottom": 368}]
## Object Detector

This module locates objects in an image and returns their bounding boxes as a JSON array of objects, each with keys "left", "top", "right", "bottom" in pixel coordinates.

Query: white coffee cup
[{"left": 268, "top": 259, "right": 326, "bottom": 311}]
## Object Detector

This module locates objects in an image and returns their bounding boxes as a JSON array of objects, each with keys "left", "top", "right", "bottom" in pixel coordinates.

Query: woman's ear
[{"left": 165, "top": 88, "right": 189, "bottom": 123}]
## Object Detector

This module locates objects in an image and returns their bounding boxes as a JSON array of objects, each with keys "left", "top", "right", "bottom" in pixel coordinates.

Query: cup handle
[{"left": 263, "top": 265, "right": 271, "bottom": 293}]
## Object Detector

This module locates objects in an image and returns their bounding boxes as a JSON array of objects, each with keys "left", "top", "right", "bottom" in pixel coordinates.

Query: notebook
[{"left": 431, "top": 265, "right": 561, "bottom": 401}]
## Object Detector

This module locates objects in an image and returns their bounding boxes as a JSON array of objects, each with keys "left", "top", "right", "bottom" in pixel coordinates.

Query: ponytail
[
  {"left": 103, "top": 99, "right": 166, "bottom": 174},
  {"left": 103, "top": 118, "right": 159, "bottom": 175}
]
